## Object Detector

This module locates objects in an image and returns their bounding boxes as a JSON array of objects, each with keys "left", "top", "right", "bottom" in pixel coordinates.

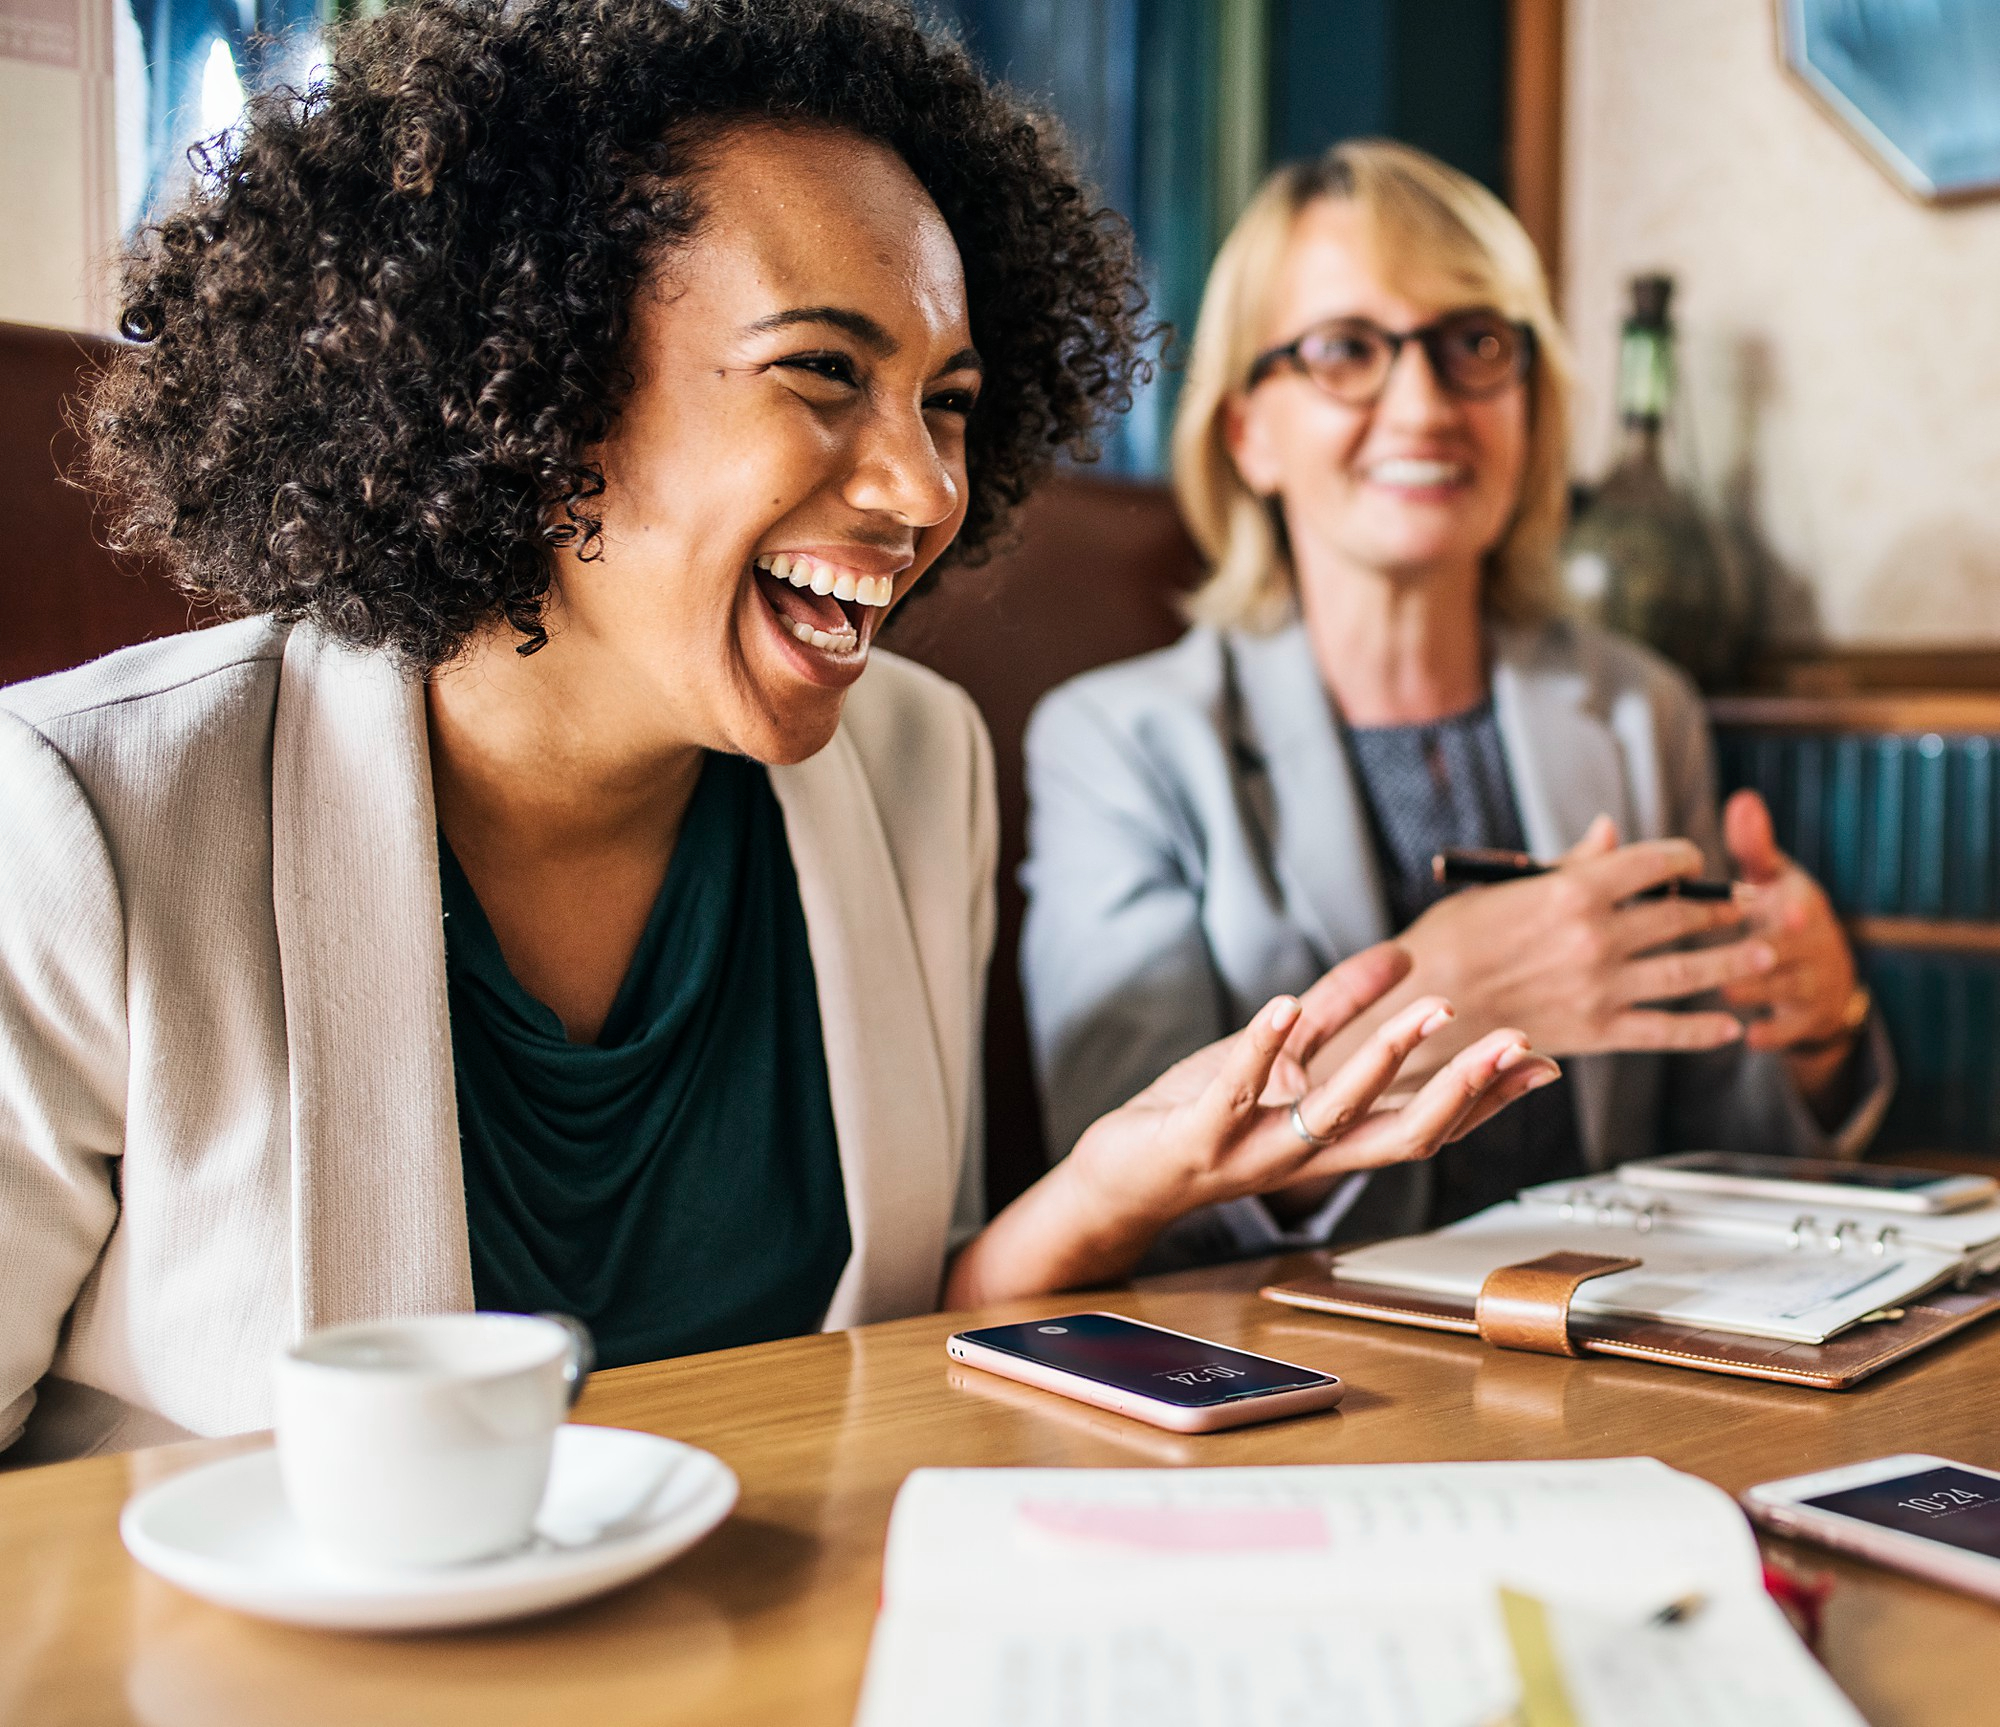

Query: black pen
[{"left": 1431, "top": 846, "right": 1738, "bottom": 902}]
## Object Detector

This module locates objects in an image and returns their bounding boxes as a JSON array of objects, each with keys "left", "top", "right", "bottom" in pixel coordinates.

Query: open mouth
[{"left": 753, "top": 553, "right": 896, "bottom": 661}]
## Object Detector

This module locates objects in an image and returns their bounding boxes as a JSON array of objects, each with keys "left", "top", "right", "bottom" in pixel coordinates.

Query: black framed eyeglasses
[{"left": 1245, "top": 308, "right": 1536, "bottom": 404}]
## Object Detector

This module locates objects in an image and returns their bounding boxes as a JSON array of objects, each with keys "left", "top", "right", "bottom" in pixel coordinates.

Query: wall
[
  {"left": 0, "top": 0, "right": 123, "bottom": 333},
  {"left": 1563, "top": 0, "right": 2000, "bottom": 647}
]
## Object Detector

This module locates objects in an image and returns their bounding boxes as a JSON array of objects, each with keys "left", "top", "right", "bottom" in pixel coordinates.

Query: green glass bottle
[{"left": 1564, "top": 275, "right": 1745, "bottom": 689}]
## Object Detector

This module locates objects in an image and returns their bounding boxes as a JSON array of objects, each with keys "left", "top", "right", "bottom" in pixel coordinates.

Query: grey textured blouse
[{"left": 1344, "top": 700, "right": 1584, "bottom": 1224}]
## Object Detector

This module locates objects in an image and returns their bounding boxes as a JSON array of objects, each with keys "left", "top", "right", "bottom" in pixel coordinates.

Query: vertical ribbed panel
[{"left": 1715, "top": 723, "right": 2000, "bottom": 1154}]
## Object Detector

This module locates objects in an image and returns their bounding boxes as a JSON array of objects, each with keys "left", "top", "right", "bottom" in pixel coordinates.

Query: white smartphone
[
  {"left": 1743, "top": 1454, "right": 2000, "bottom": 1602},
  {"left": 1620, "top": 1151, "right": 1998, "bottom": 1215},
  {"left": 946, "top": 1311, "right": 1345, "bottom": 1434}
]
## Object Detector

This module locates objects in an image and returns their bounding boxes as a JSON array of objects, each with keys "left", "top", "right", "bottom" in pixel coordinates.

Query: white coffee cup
[{"left": 275, "top": 1311, "right": 593, "bottom": 1570}]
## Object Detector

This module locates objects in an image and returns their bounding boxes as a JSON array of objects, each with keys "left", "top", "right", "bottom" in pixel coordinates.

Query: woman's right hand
[{"left": 1291, "top": 818, "right": 1768, "bottom": 1079}]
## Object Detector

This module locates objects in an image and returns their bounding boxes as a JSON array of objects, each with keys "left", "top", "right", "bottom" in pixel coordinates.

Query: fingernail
[
  {"left": 1269, "top": 998, "right": 1300, "bottom": 1032},
  {"left": 1525, "top": 1066, "right": 1560, "bottom": 1091},
  {"left": 1496, "top": 1040, "right": 1531, "bottom": 1071},
  {"left": 1754, "top": 944, "right": 1777, "bottom": 971},
  {"left": 1418, "top": 1005, "right": 1455, "bottom": 1036}
]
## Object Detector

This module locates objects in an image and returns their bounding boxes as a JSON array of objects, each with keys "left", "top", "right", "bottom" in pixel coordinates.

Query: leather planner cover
[{"left": 1260, "top": 1263, "right": 2000, "bottom": 1390}]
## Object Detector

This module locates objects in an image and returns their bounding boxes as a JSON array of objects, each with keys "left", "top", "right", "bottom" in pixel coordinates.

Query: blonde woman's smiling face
[
  {"left": 557, "top": 121, "right": 980, "bottom": 764},
  {"left": 1224, "top": 197, "right": 1527, "bottom": 594}
]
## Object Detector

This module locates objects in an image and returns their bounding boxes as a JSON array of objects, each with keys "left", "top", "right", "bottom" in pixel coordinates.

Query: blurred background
[{"left": 7, "top": 0, "right": 2000, "bottom": 1183}]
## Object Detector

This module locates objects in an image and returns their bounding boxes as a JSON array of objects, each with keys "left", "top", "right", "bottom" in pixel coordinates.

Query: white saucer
[{"left": 120, "top": 1423, "right": 737, "bottom": 1632}]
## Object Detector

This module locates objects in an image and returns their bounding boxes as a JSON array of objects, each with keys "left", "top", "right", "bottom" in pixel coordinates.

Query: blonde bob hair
[{"left": 1173, "top": 138, "right": 1573, "bottom": 633}]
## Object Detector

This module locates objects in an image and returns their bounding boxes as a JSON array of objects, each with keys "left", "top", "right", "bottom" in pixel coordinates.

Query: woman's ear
[{"left": 1222, "top": 391, "right": 1282, "bottom": 499}]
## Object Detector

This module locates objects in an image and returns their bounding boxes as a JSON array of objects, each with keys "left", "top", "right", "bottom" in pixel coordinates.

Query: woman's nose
[
  {"left": 1375, "top": 338, "right": 1458, "bottom": 428},
  {"left": 844, "top": 407, "right": 959, "bottom": 530}
]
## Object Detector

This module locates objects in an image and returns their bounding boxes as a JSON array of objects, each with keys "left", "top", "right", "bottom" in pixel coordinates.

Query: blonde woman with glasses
[{"left": 1021, "top": 140, "right": 1889, "bottom": 1269}]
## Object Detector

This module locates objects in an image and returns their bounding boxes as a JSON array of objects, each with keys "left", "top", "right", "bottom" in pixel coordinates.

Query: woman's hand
[
  {"left": 1718, "top": 789, "right": 1864, "bottom": 1115},
  {"left": 943, "top": 944, "right": 1557, "bottom": 1306},
  {"left": 1284, "top": 819, "right": 1770, "bottom": 1095},
  {"left": 1406, "top": 817, "right": 1771, "bottom": 1056}
]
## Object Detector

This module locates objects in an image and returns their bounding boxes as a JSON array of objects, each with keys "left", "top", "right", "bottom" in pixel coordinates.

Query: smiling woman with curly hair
[{"left": 0, "top": 0, "right": 1547, "bottom": 1462}]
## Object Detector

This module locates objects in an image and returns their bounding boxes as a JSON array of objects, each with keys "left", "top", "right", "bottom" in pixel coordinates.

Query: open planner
[
  {"left": 1262, "top": 1171, "right": 2000, "bottom": 1388},
  {"left": 852, "top": 1459, "right": 1862, "bottom": 1727}
]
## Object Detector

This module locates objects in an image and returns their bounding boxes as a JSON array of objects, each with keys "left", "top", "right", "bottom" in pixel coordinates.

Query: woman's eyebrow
[
  {"left": 742, "top": 305, "right": 897, "bottom": 353},
  {"left": 937, "top": 346, "right": 983, "bottom": 377}
]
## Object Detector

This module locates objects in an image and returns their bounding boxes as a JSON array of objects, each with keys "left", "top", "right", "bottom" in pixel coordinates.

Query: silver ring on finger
[{"left": 1290, "top": 1099, "right": 1334, "bottom": 1147}]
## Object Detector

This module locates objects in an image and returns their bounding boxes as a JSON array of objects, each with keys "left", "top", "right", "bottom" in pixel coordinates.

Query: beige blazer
[{"left": 0, "top": 619, "right": 993, "bottom": 1463}]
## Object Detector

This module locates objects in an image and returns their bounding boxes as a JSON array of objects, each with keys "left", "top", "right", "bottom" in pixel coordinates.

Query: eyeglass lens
[{"left": 1295, "top": 312, "right": 1526, "bottom": 403}]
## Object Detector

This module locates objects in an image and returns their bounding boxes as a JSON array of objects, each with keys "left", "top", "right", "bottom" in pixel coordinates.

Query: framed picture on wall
[{"left": 1779, "top": 0, "right": 2000, "bottom": 204}]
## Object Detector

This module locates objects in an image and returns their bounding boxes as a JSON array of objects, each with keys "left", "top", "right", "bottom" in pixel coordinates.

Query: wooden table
[{"left": 5, "top": 1254, "right": 1999, "bottom": 1726}]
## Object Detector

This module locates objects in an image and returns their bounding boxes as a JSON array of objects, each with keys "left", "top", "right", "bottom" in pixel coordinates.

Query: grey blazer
[{"left": 1020, "top": 616, "right": 1892, "bottom": 1266}]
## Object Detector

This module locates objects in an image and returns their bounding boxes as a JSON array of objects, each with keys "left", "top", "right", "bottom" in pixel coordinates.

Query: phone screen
[
  {"left": 955, "top": 1313, "right": 1332, "bottom": 1408},
  {"left": 1806, "top": 1466, "right": 2000, "bottom": 1560},
  {"left": 1667, "top": 1152, "right": 1951, "bottom": 1192}
]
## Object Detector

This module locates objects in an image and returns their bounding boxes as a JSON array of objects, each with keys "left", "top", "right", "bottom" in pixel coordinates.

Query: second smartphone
[{"left": 947, "top": 1311, "right": 1344, "bottom": 1433}]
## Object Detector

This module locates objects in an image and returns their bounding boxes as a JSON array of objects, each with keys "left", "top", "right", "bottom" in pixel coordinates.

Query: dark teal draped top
[{"left": 439, "top": 753, "right": 850, "bottom": 1369}]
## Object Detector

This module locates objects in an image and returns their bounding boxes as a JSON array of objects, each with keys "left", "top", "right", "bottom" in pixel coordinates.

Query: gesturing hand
[{"left": 1064, "top": 942, "right": 1559, "bottom": 1238}]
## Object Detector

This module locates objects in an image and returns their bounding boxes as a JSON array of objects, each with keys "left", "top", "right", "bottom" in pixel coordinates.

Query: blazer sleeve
[
  {"left": 1651, "top": 671, "right": 1895, "bottom": 1158},
  {"left": 1019, "top": 683, "right": 1231, "bottom": 1165},
  {"left": 0, "top": 712, "right": 127, "bottom": 1452}
]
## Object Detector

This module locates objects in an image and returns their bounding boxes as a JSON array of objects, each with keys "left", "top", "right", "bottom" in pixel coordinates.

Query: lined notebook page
[{"left": 852, "top": 1461, "right": 1862, "bottom": 1727}]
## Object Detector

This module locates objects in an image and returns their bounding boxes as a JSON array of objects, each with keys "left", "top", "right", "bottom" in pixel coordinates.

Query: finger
[
  {"left": 1292, "top": 995, "right": 1455, "bottom": 1141},
  {"left": 1620, "top": 937, "right": 1776, "bottom": 1004},
  {"left": 1324, "top": 1031, "right": 1540, "bottom": 1169},
  {"left": 1560, "top": 813, "right": 1621, "bottom": 864},
  {"left": 1606, "top": 892, "right": 1747, "bottom": 960},
  {"left": 1723, "top": 788, "right": 1787, "bottom": 886},
  {"left": 1744, "top": 1002, "right": 1848, "bottom": 1053},
  {"left": 1569, "top": 837, "right": 1708, "bottom": 906},
  {"left": 1600, "top": 1008, "right": 1746, "bottom": 1051},
  {"left": 1720, "top": 957, "right": 1816, "bottom": 1012},
  {"left": 1265, "top": 1049, "right": 1313, "bottom": 1104},
  {"left": 1287, "top": 941, "right": 1415, "bottom": 1064},
  {"left": 1445, "top": 1055, "right": 1563, "bottom": 1140},
  {"left": 1193, "top": 995, "right": 1301, "bottom": 1138}
]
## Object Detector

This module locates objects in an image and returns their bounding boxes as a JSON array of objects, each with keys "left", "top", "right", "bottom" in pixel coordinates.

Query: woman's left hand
[
  {"left": 1719, "top": 790, "right": 1864, "bottom": 1109},
  {"left": 943, "top": 944, "right": 1558, "bottom": 1307}
]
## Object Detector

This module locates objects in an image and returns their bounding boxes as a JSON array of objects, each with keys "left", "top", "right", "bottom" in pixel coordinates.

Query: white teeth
[
  {"left": 781, "top": 613, "right": 858, "bottom": 655},
  {"left": 756, "top": 556, "right": 895, "bottom": 610},
  {"left": 1370, "top": 458, "right": 1467, "bottom": 487}
]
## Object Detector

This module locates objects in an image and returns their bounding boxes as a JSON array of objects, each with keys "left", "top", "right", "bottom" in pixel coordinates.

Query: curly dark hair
[{"left": 84, "top": 0, "right": 1150, "bottom": 665}]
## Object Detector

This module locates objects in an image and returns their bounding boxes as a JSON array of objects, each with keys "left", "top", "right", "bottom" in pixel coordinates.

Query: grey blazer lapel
[
  {"left": 1225, "top": 623, "right": 1391, "bottom": 965},
  {"left": 1490, "top": 620, "right": 1642, "bottom": 1172},
  {"left": 271, "top": 625, "right": 473, "bottom": 1331},
  {"left": 1490, "top": 621, "right": 1638, "bottom": 860}
]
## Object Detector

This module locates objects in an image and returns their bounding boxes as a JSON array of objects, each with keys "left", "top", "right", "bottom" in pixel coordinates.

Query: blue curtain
[{"left": 129, "top": 0, "right": 324, "bottom": 219}]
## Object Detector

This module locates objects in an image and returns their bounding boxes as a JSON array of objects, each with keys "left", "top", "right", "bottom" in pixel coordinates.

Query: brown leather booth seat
[
  {"left": 0, "top": 323, "right": 200, "bottom": 686},
  {"left": 0, "top": 320, "right": 1198, "bottom": 1212},
  {"left": 881, "top": 477, "right": 1199, "bottom": 1204}
]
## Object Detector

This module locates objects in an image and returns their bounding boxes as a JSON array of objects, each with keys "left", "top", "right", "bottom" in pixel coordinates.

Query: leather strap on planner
[{"left": 1476, "top": 1252, "right": 1643, "bottom": 1357}]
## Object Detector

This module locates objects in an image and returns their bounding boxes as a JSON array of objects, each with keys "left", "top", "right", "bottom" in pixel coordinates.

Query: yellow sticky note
[{"left": 1498, "top": 1587, "right": 1580, "bottom": 1727}]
